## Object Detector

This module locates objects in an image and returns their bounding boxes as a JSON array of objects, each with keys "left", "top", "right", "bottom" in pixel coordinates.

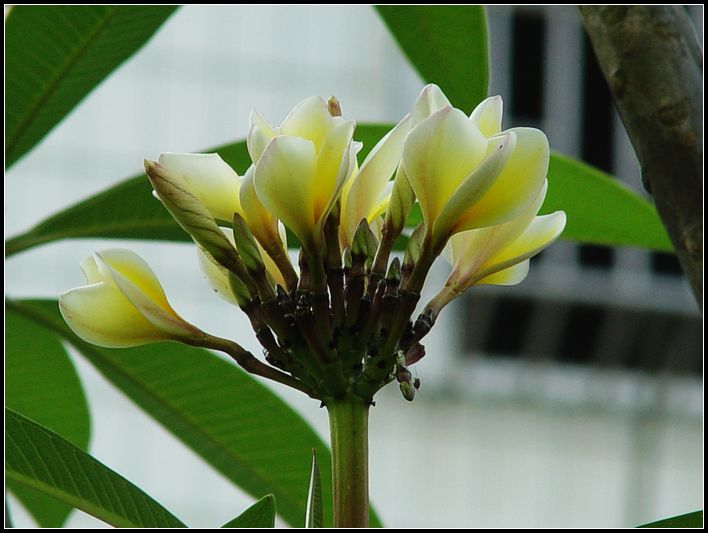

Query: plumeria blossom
[
  {"left": 59, "top": 249, "right": 202, "bottom": 347},
  {"left": 426, "top": 181, "right": 566, "bottom": 317},
  {"left": 61, "top": 85, "right": 566, "bottom": 405},
  {"left": 403, "top": 89, "right": 549, "bottom": 251},
  {"left": 249, "top": 96, "right": 358, "bottom": 252}
]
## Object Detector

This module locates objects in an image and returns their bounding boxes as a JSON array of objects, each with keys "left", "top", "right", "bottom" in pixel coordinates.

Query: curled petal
[
  {"left": 433, "top": 131, "right": 517, "bottom": 243},
  {"left": 313, "top": 120, "right": 356, "bottom": 223},
  {"left": 240, "top": 165, "right": 280, "bottom": 249},
  {"left": 476, "top": 260, "right": 530, "bottom": 286},
  {"left": 158, "top": 153, "right": 241, "bottom": 223},
  {"left": 280, "top": 96, "right": 335, "bottom": 150},
  {"left": 455, "top": 127, "right": 549, "bottom": 231},
  {"left": 60, "top": 283, "right": 168, "bottom": 348},
  {"left": 247, "top": 110, "right": 278, "bottom": 162},
  {"left": 60, "top": 249, "right": 198, "bottom": 347},
  {"left": 411, "top": 83, "right": 452, "bottom": 126},
  {"left": 342, "top": 115, "right": 411, "bottom": 247},
  {"left": 403, "top": 107, "right": 487, "bottom": 232},
  {"left": 469, "top": 95, "right": 503, "bottom": 137},
  {"left": 254, "top": 136, "right": 318, "bottom": 248},
  {"left": 94, "top": 250, "right": 195, "bottom": 337},
  {"left": 476, "top": 211, "right": 566, "bottom": 281}
]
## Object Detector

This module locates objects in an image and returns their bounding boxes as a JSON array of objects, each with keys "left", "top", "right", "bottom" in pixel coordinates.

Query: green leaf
[
  {"left": 305, "top": 450, "right": 323, "bottom": 528},
  {"left": 638, "top": 510, "right": 703, "bottom": 528},
  {"left": 543, "top": 152, "right": 673, "bottom": 252},
  {"left": 376, "top": 6, "right": 488, "bottom": 113},
  {"left": 5, "top": 6, "right": 177, "bottom": 168},
  {"left": 5, "top": 408, "right": 186, "bottom": 528},
  {"left": 8, "top": 300, "right": 336, "bottom": 527},
  {"left": 8, "top": 299, "right": 384, "bottom": 528},
  {"left": 221, "top": 495, "right": 276, "bottom": 528},
  {"left": 5, "top": 306, "right": 91, "bottom": 528}
]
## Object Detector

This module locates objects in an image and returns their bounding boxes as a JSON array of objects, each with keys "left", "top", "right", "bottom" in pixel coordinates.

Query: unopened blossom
[{"left": 59, "top": 249, "right": 202, "bottom": 347}]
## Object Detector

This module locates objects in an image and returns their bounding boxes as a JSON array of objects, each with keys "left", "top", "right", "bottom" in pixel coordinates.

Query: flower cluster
[{"left": 60, "top": 85, "right": 566, "bottom": 403}]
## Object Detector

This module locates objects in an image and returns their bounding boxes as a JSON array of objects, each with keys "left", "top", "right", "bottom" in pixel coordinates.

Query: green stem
[{"left": 327, "top": 396, "right": 369, "bottom": 528}]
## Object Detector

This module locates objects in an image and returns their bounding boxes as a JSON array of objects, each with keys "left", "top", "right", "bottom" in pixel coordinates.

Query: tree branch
[{"left": 580, "top": 6, "right": 703, "bottom": 307}]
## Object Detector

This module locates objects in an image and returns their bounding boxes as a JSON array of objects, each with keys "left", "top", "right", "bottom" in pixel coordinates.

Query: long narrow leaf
[
  {"left": 6, "top": 307, "right": 91, "bottom": 528},
  {"left": 5, "top": 6, "right": 177, "bottom": 168},
  {"left": 221, "top": 495, "right": 276, "bottom": 528},
  {"left": 5, "top": 408, "right": 186, "bottom": 528},
  {"left": 305, "top": 450, "right": 323, "bottom": 528},
  {"left": 5, "top": 125, "right": 672, "bottom": 256},
  {"left": 638, "top": 510, "right": 703, "bottom": 528},
  {"left": 7, "top": 299, "right": 336, "bottom": 527},
  {"left": 376, "top": 6, "right": 488, "bottom": 113}
]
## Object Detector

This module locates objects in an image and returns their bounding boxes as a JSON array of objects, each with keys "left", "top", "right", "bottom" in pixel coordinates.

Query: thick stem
[
  {"left": 327, "top": 396, "right": 369, "bottom": 528},
  {"left": 580, "top": 6, "right": 703, "bottom": 307}
]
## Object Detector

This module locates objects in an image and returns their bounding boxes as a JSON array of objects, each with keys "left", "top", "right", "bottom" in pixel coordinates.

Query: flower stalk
[{"left": 327, "top": 396, "right": 370, "bottom": 528}]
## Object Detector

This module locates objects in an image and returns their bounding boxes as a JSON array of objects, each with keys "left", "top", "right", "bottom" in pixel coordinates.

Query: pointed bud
[
  {"left": 385, "top": 257, "right": 402, "bottom": 285},
  {"left": 232, "top": 213, "right": 266, "bottom": 275},
  {"left": 227, "top": 271, "right": 251, "bottom": 306},
  {"left": 384, "top": 164, "right": 416, "bottom": 235},
  {"left": 342, "top": 247, "right": 353, "bottom": 270},
  {"left": 145, "top": 159, "right": 241, "bottom": 273},
  {"left": 327, "top": 96, "right": 342, "bottom": 117},
  {"left": 351, "top": 218, "right": 378, "bottom": 264},
  {"left": 402, "top": 224, "right": 425, "bottom": 276}
]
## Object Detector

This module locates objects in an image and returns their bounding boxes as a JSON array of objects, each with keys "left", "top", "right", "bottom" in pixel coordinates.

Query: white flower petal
[
  {"left": 403, "top": 107, "right": 487, "bottom": 231},
  {"left": 247, "top": 110, "right": 278, "bottom": 161},
  {"left": 476, "top": 260, "right": 529, "bottom": 286},
  {"left": 59, "top": 283, "right": 166, "bottom": 348},
  {"left": 469, "top": 95, "right": 503, "bottom": 137},
  {"left": 254, "top": 135, "right": 318, "bottom": 248},
  {"left": 158, "top": 152, "right": 241, "bottom": 222},
  {"left": 280, "top": 96, "right": 335, "bottom": 150},
  {"left": 456, "top": 127, "right": 549, "bottom": 230},
  {"left": 411, "top": 83, "right": 452, "bottom": 125},
  {"left": 95, "top": 250, "right": 193, "bottom": 336},
  {"left": 342, "top": 116, "right": 411, "bottom": 246}
]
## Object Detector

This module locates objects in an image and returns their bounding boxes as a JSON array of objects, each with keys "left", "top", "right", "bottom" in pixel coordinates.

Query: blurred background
[{"left": 5, "top": 5, "right": 703, "bottom": 528}]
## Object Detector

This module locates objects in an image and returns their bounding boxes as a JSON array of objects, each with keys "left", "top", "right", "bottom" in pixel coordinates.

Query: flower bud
[
  {"left": 145, "top": 159, "right": 242, "bottom": 274},
  {"left": 59, "top": 249, "right": 202, "bottom": 348},
  {"left": 351, "top": 218, "right": 378, "bottom": 265},
  {"left": 232, "top": 212, "right": 266, "bottom": 276}
]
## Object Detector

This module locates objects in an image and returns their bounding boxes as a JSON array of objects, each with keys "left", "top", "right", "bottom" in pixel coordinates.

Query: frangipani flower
[
  {"left": 60, "top": 87, "right": 567, "bottom": 409},
  {"left": 249, "top": 96, "right": 357, "bottom": 251},
  {"left": 427, "top": 181, "right": 566, "bottom": 315},
  {"left": 59, "top": 249, "right": 202, "bottom": 348},
  {"left": 403, "top": 89, "right": 549, "bottom": 250}
]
